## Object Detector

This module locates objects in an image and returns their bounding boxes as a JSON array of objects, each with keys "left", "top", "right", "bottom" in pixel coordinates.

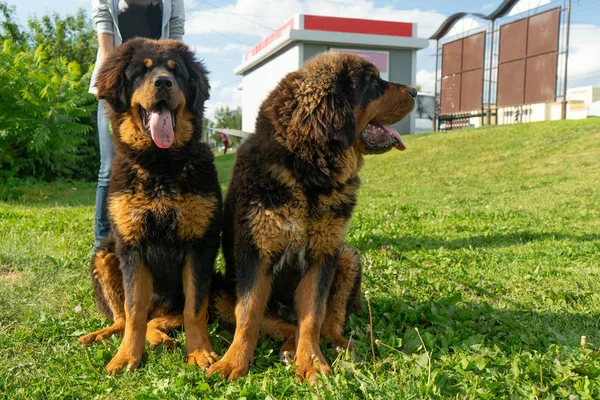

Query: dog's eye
[{"left": 167, "top": 60, "right": 181, "bottom": 74}]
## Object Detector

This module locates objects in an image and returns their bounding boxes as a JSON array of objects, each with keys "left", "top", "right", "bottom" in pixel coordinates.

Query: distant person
[
  {"left": 220, "top": 131, "right": 231, "bottom": 154},
  {"left": 89, "top": 0, "right": 185, "bottom": 249}
]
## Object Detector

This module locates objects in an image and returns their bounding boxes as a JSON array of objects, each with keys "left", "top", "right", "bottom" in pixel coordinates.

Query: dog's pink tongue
[
  {"left": 149, "top": 106, "right": 174, "bottom": 149},
  {"left": 381, "top": 124, "right": 406, "bottom": 151}
]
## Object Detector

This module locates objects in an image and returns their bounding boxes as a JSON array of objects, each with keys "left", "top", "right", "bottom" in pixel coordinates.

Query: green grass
[{"left": 1, "top": 119, "right": 600, "bottom": 399}]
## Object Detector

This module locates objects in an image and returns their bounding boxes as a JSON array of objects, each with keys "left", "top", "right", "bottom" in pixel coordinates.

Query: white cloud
[
  {"left": 509, "top": 0, "right": 551, "bottom": 16},
  {"left": 446, "top": 17, "right": 482, "bottom": 37},
  {"left": 205, "top": 85, "right": 243, "bottom": 121},
  {"left": 185, "top": 0, "right": 447, "bottom": 40},
  {"left": 190, "top": 43, "right": 250, "bottom": 54},
  {"left": 416, "top": 69, "right": 437, "bottom": 94},
  {"left": 567, "top": 24, "right": 600, "bottom": 84},
  {"left": 219, "top": 86, "right": 243, "bottom": 103},
  {"left": 482, "top": 3, "right": 494, "bottom": 11}
]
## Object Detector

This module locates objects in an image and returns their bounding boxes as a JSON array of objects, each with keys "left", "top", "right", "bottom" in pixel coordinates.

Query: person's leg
[{"left": 94, "top": 101, "right": 115, "bottom": 248}]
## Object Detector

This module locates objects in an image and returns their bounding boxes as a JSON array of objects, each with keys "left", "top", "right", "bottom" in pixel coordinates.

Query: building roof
[{"left": 234, "top": 14, "right": 429, "bottom": 75}]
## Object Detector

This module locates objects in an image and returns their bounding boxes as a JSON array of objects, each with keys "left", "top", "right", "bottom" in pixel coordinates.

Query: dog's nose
[
  {"left": 408, "top": 87, "right": 418, "bottom": 98},
  {"left": 154, "top": 76, "right": 174, "bottom": 89}
]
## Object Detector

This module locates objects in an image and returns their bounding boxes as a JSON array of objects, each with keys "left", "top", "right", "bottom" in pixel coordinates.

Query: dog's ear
[
  {"left": 177, "top": 42, "right": 210, "bottom": 114},
  {"left": 329, "top": 74, "right": 357, "bottom": 150},
  {"left": 95, "top": 39, "right": 139, "bottom": 113},
  {"left": 266, "top": 64, "right": 357, "bottom": 156}
]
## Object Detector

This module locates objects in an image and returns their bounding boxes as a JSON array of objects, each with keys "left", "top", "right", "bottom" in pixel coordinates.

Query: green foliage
[
  {"left": 0, "top": 40, "right": 97, "bottom": 180},
  {"left": 0, "top": 2, "right": 26, "bottom": 46},
  {"left": 1, "top": 119, "right": 600, "bottom": 398},
  {"left": 26, "top": 9, "right": 97, "bottom": 74},
  {"left": 212, "top": 106, "right": 243, "bottom": 145},
  {"left": 213, "top": 106, "right": 242, "bottom": 130},
  {"left": 0, "top": 2, "right": 99, "bottom": 181}
]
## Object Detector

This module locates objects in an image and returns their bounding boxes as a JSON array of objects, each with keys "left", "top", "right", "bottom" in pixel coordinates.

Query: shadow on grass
[
  {"left": 365, "top": 294, "right": 600, "bottom": 367},
  {"left": 0, "top": 181, "right": 97, "bottom": 208},
  {"left": 365, "top": 231, "right": 600, "bottom": 252},
  {"left": 0, "top": 153, "right": 239, "bottom": 208}
]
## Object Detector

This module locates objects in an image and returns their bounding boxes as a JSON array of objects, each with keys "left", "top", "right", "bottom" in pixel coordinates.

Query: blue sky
[{"left": 6, "top": 0, "right": 600, "bottom": 119}]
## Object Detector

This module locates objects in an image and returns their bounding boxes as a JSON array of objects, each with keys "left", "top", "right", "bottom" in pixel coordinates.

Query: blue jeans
[{"left": 93, "top": 101, "right": 115, "bottom": 247}]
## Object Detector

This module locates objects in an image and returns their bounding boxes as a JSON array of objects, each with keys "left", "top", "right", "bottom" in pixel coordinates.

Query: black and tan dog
[
  {"left": 78, "top": 38, "right": 222, "bottom": 374},
  {"left": 208, "top": 51, "right": 416, "bottom": 383}
]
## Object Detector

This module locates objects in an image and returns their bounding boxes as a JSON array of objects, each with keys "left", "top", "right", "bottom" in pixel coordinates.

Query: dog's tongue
[
  {"left": 367, "top": 122, "right": 406, "bottom": 151},
  {"left": 380, "top": 123, "right": 406, "bottom": 151},
  {"left": 149, "top": 105, "right": 174, "bottom": 149}
]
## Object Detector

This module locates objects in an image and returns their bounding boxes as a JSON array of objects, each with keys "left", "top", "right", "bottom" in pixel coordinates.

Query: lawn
[{"left": 1, "top": 119, "right": 599, "bottom": 399}]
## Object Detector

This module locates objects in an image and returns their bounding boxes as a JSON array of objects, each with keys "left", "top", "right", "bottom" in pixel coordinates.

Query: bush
[{"left": 0, "top": 40, "right": 97, "bottom": 180}]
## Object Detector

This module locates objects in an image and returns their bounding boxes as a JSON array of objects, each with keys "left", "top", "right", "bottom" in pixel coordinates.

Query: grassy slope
[{"left": 1, "top": 119, "right": 599, "bottom": 399}]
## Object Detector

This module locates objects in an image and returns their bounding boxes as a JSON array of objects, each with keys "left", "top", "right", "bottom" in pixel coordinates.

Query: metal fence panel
[
  {"left": 460, "top": 69, "right": 484, "bottom": 112},
  {"left": 497, "top": 59, "right": 526, "bottom": 107},
  {"left": 441, "top": 74, "right": 461, "bottom": 114},
  {"left": 525, "top": 52, "right": 558, "bottom": 104}
]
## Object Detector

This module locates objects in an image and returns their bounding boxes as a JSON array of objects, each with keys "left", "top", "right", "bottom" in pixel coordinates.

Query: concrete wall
[
  {"left": 388, "top": 49, "right": 417, "bottom": 135},
  {"left": 241, "top": 44, "right": 301, "bottom": 132}
]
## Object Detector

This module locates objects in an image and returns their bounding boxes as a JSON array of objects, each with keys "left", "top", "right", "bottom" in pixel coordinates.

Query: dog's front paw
[
  {"left": 188, "top": 348, "right": 218, "bottom": 370},
  {"left": 207, "top": 355, "right": 249, "bottom": 381},
  {"left": 78, "top": 323, "right": 125, "bottom": 347},
  {"left": 147, "top": 329, "right": 176, "bottom": 351},
  {"left": 105, "top": 352, "right": 142, "bottom": 375},
  {"left": 295, "top": 351, "right": 332, "bottom": 385}
]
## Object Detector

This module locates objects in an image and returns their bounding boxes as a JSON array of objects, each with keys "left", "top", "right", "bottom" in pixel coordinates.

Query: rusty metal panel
[
  {"left": 497, "top": 59, "right": 525, "bottom": 107},
  {"left": 460, "top": 69, "right": 484, "bottom": 112},
  {"left": 499, "top": 18, "right": 527, "bottom": 64},
  {"left": 441, "top": 74, "right": 461, "bottom": 115},
  {"left": 525, "top": 52, "right": 558, "bottom": 104},
  {"left": 527, "top": 8, "right": 560, "bottom": 57},
  {"left": 462, "top": 32, "right": 486, "bottom": 71},
  {"left": 442, "top": 39, "right": 463, "bottom": 76}
]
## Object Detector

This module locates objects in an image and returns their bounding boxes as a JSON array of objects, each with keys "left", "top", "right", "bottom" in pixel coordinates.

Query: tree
[
  {"left": 214, "top": 106, "right": 242, "bottom": 130},
  {"left": 0, "top": 2, "right": 97, "bottom": 73},
  {"left": 0, "top": 41, "right": 96, "bottom": 180},
  {"left": 212, "top": 106, "right": 242, "bottom": 145},
  {"left": 27, "top": 9, "right": 97, "bottom": 74},
  {"left": 0, "top": 2, "right": 99, "bottom": 181},
  {"left": 0, "top": 2, "right": 27, "bottom": 47}
]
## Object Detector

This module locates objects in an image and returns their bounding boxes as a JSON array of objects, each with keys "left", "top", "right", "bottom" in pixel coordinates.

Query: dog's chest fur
[
  {"left": 248, "top": 168, "right": 360, "bottom": 272},
  {"left": 108, "top": 162, "right": 217, "bottom": 245}
]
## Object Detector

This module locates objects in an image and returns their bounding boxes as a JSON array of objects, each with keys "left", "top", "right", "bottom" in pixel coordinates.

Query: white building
[
  {"left": 234, "top": 14, "right": 429, "bottom": 135},
  {"left": 495, "top": 86, "right": 600, "bottom": 124}
]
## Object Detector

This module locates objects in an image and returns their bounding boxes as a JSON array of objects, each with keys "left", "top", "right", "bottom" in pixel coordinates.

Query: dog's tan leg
[
  {"left": 294, "top": 253, "right": 337, "bottom": 384},
  {"left": 79, "top": 250, "right": 126, "bottom": 346},
  {"left": 105, "top": 260, "right": 152, "bottom": 375},
  {"left": 212, "top": 290, "right": 297, "bottom": 360},
  {"left": 146, "top": 314, "right": 183, "bottom": 350},
  {"left": 183, "top": 252, "right": 217, "bottom": 370},
  {"left": 207, "top": 259, "right": 272, "bottom": 380},
  {"left": 321, "top": 244, "right": 362, "bottom": 351}
]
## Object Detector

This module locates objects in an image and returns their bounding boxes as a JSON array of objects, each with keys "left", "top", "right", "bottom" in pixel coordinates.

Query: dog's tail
[{"left": 89, "top": 234, "right": 123, "bottom": 320}]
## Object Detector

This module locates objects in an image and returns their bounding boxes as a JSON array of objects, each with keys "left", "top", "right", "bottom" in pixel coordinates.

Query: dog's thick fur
[
  {"left": 208, "top": 51, "right": 416, "bottom": 383},
  {"left": 78, "top": 38, "right": 222, "bottom": 374}
]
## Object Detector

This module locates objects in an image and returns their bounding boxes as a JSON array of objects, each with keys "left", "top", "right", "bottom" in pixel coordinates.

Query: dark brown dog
[
  {"left": 78, "top": 38, "right": 222, "bottom": 374},
  {"left": 208, "top": 51, "right": 416, "bottom": 383}
]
